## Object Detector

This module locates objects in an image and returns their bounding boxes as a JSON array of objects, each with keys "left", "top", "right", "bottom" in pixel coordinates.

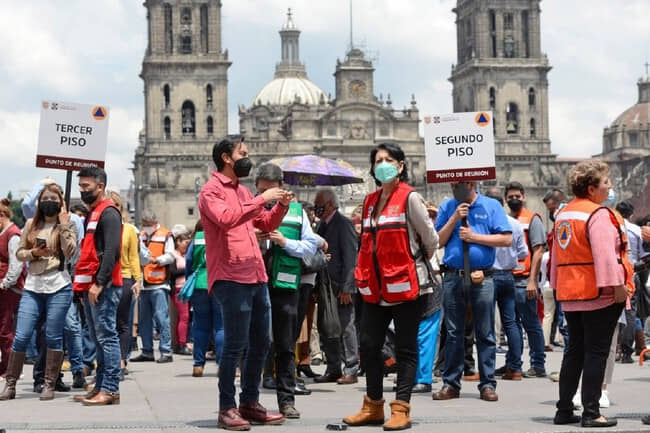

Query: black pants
[
  {"left": 296, "top": 283, "right": 314, "bottom": 337},
  {"left": 557, "top": 302, "right": 624, "bottom": 420},
  {"left": 117, "top": 278, "right": 134, "bottom": 361},
  {"left": 361, "top": 300, "right": 419, "bottom": 403},
  {"left": 621, "top": 285, "right": 639, "bottom": 356},
  {"left": 270, "top": 286, "right": 300, "bottom": 407}
]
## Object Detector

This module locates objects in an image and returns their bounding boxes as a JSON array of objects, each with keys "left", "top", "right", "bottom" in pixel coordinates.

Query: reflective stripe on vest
[
  {"left": 143, "top": 226, "right": 170, "bottom": 284},
  {"left": 271, "top": 202, "right": 303, "bottom": 290},
  {"left": 355, "top": 182, "right": 420, "bottom": 304},
  {"left": 73, "top": 199, "right": 123, "bottom": 292}
]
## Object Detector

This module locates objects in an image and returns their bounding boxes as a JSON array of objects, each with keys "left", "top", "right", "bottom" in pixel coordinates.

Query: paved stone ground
[{"left": 1, "top": 349, "right": 650, "bottom": 432}]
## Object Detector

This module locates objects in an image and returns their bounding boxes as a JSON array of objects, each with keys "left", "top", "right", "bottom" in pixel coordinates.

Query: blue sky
[{"left": 1, "top": 0, "right": 649, "bottom": 197}]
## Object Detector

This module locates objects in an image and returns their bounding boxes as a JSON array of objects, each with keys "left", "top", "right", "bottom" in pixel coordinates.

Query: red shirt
[{"left": 199, "top": 171, "right": 288, "bottom": 289}]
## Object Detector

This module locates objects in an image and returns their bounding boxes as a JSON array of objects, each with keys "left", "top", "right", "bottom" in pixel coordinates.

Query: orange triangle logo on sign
[
  {"left": 475, "top": 112, "right": 490, "bottom": 127},
  {"left": 92, "top": 106, "right": 107, "bottom": 120}
]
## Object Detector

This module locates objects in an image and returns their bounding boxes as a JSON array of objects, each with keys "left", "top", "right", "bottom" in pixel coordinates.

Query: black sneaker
[
  {"left": 55, "top": 377, "right": 71, "bottom": 392},
  {"left": 72, "top": 371, "right": 86, "bottom": 389},
  {"left": 642, "top": 415, "right": 650, "bottom": 425},
  {"left": 620, "top": 354, "right": 634, "bottom": 364},
  {"left": 494, "top": 365, "right": 507, "bottom": 376},
  {"left": 523, "top": 367, "right": 547, "bottom": 378},
  {"left": 156, "top": 354, "right": 173, "bottom": 364},
  {"left": 130, "top": 353, "right": 155, "bottom": 362}
]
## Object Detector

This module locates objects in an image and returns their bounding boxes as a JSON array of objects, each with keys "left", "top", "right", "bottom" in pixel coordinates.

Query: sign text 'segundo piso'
[
  {"left": 36, "top": 101, "right": 109, "bottom": 171},
  {"left": 423, "top": 111, "right": 496, "bottom": 183}
]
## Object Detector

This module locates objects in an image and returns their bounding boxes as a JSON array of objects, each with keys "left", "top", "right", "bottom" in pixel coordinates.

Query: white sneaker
[
  {"left": 599, "top": 390, "right": 610, "bottom": 408},
  {"left": 572, "top": 393, "right": 582, "bottom": 409}
]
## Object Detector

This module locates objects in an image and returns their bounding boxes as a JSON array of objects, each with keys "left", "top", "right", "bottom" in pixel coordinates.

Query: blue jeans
[
  {"left": 64, "top": 302, "right": 84, "bottom": 374},
  {"left": 12, "top": 287, "right": 73, "bottom": 352},
  {"left": 493, "top": 271, "right": 523, "bottom": 372},
  {"left": 514, "top": 280, "right": 546, "bottom": 370},
  {"left": 139, "top": 288, "right": 172, "bottom": 355},
  {"left": 83, "top": 285, "right": 122, "bottom": 394},
  {"left": 415, "top": 309, "right": 442, "bottom": 385},
  {"left": 191, "top": 289, "right": 223, "bottom": 367},
  {"left": 213, "top": 281, "right": 271, "bottom": 410},
  {"left": 441, "top": 273, "right": 496, "bottom": 391}
]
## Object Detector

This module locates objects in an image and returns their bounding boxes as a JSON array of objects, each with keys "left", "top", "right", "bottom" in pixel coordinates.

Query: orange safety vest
[
  {"left": 513, "top": 208, "right": 542, "bottom": 277},
  {"left": 354, "top": 182, "right": 420, "bottom": 304},
  {"left": 73, "top": 199, "right": 123, "bottom": 292},
  {"left": 142, "top": 226, "right": 171, "bottom": 285},
  {"left": 553, "top": 198, "right": 634, "bottom": 302}
]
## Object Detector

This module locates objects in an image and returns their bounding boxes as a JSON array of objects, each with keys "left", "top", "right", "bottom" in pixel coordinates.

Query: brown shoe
[
  {"left": 463, "top": 372, "right": 480, "bottom": 381},
  {"left": 336, "top": 374, "right": 358, "bottom": 385},
  {"left": 343, "top": 395, "right": 385, "bottom": 426},
  {"left": 192, "top": 366, "right": 204, "bottom": 377},
  {"left": 73, "top": 388, "right": 99, "bottom": 402},
  {"left": 218, "top": 407, "right": 251, "bottom": 431},
  {"left": 40, "top": 349, "right": 64, "bottom": 401},
  {"left": 480, "top": 387, "right": 498, "bottom": 402},
  {"left": 432, "top": 385, "right": 460, "bottom": 400},
  {"left": 545, "top": 345, "right": 554, "bottom": 352},
  {"left": 82, "top": 390, "right": 120, "bottom": 406},
  {"left": 501, "top": 369, "right": 522, "bottom": 381},
  {"left": 383, "top": 400, "right": 412, "bottom": 431},
  {"left": 0, "top": 351, "right": 25, "bottom": 401},
  {"left": 239, "top": 401, "right": 284, "bottom": 425}
]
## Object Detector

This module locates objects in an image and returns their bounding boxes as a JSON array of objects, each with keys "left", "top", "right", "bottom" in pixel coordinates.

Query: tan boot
[
  {"left": 192, "top": 366, "right": 204, "bottom": 377},
  {"left": 40, "top": 350, "right": 64, "bottom": 401},
  {"left": 0, "top": 351, "right": 25, "bottom": 400},
  {"left": 342, "top": 395, "right": 385, "bottom": 426},
  {"left": 383, "top": 400, "right": 412, "bottom": 431}
]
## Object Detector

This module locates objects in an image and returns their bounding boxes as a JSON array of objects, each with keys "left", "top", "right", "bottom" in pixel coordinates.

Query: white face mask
[{"left": 142, "top": 226, "right": 155, "bottom": 236}]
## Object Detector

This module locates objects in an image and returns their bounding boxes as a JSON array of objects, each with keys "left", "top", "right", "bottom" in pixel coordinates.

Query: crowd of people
[{"left": 1, "top": 137, "right": 650, "bottom": 431}]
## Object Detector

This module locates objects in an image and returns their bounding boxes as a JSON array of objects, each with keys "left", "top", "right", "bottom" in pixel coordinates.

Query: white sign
[
  {"left": 423, "top": 111, "right": 496, "bottom": 183},
  {"left": 37, "top": 101, "right": 109, "bottom": 171}
]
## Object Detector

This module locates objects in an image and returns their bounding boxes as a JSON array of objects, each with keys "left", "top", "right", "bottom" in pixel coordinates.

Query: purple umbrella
[{"left": 267, "top": 155, "right": 364, "bottom": 186}]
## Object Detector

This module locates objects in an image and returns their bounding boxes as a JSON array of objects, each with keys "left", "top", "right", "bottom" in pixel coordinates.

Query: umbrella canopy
[{"left": 267, "top": 155, "right": 364, "bottom": 186}]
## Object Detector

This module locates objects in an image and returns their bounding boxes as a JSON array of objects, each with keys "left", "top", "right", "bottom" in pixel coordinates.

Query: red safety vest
[
  {"left": 73, "top": 199, "right": 123, "bottom": 292},
  {"left": 0, "top": 223, "right": 25, "bottom": 290},
  {"left": 354, "top": 182, "right": 420, "bottom": 304},
  {"left": 553, "top": 198, "right": 634, "bottom": 301},
  {"left": 142, "top": 226, "right": 171, "bottom": 285},
  {"left": 513, "top": 208, "right": 542, "bottom": 277}
]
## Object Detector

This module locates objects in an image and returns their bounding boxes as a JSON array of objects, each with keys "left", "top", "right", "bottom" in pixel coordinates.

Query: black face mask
[
  {"left": 314, "top": 205, "right": 326, "bottom": 218},
  {"left": 548, "top": 211, "right": 556, "bottom": 222},
  {"left": 507, "top": 198, "right": 523, "bottom": 213},
  {"left": 233, "top": 157, "right": 253, "bottom": 178},
  {"left": 80, "top": 190, "right": 98, "bottom": 205},
  {"left": 39, "top": 200, "right": 61, "bottom": 217},
  {"left": 452, "top": 183, "right": 471, "bottom": 203}
]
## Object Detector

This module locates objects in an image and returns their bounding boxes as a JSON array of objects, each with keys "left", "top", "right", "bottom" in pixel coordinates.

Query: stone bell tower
[{"left": 133, "top": 0, "right": 230, "bottom": 226}]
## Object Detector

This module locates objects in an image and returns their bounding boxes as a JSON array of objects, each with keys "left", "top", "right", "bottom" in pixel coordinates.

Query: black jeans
[
  {"left": 270, "top": 286, "right": 300, "bottom": 407},
  {"left": 557, "top": 302, "right": 624, "bottom": 420},
  {"left": 117, "top": 278, "right": 134, "bottom": 361},
  {"left": 361, "top": 300, "right": 419, "bottom": 403}
]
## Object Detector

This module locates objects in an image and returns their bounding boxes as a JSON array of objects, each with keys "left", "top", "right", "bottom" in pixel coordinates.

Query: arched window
[
  {"left": 164, "top": 116, "right": 171, "bottom": 139},
  {"left": 530, "top": 118, "right": 536, "bottom": 137},
  {"left": 528, "top": 88, "right": 536, "bottom": 106},
  {"left": 207, "top": 116, "right": 213, "bottom": 135},
  {"left": 489, "top": 87, "right": 496, "bottom": 109},
  {"left": 506, "top": 102, "right": 519, "bottom": 134},
  {"left": 206, "top": 84, "right": 213, "bottom": 107},
  {"left": 163, "top": 84, "right": 170, "bottom": 108},
  {"left": 181, "top": 101, "right": 195, "bottom": 135}
]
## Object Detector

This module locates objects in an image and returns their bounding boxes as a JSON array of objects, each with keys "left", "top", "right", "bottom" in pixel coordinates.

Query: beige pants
[
  {"left": 604, "top": 323, "right": 621, "bottom": 385},
  {"left": 542, "top": 287, "right": 556, "bottom": 345}
]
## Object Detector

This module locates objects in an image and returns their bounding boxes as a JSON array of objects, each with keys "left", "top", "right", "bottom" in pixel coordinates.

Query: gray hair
[
  {"left": 171, "top": 223, "right": 190, "bottom": 239},
  {"left": 254, "top": 163, "right": 283, "bottom": 185},
  {"left": 317, "top": 188, "right": 340, "bottom": 209},
  {"left": 141, "top": 209, "right": 157, "bottom": 223}
]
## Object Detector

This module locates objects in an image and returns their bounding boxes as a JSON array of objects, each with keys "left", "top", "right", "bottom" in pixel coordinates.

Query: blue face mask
[
  {"left": 602, "top": 188, "right": 615, "bottom": 207},
  {"left": 374, "top": 162, "right": 399, "bottom": 184}
]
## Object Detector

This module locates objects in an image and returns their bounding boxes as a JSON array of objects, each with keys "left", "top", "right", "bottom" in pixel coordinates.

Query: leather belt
[{"left": 440, "top": 265, "right": 493, "bottom": 278}]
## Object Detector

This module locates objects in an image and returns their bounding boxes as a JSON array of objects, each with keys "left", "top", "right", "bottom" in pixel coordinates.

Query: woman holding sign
[
  {"left": 343, "top": 143, "right": 438, "bottom": 431},
  {"left": 0, "top": 184, "right": 76, "bottom": 401}
]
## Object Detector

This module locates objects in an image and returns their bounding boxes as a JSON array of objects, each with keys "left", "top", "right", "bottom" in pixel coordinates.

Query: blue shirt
[
  {"left": 282, "top": 210, "right": 318, "bottom": 259},
  {"left": 493, "top": 215, "right": 528, "bottom": 270},
  {"left": 624, "top": 219, "right": 648, "bottom": 265},
  {"left": 435, "top": 194, "right": 511, "bottom": 269}
]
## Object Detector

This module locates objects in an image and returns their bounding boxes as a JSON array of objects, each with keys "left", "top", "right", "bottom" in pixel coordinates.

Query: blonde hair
[
  {"left": 106, "top": 187, "right": 126, "bottom": 220},
  {"left": 569, "top": 160, "right": 609, "bottom": 198}
]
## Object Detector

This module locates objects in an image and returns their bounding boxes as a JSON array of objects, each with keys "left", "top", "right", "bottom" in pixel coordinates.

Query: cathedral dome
[
  {"left": 610, "top": 77, "right": 650, "bottom": 130},
  {"left": 254, "top": 76, "right": 326, "bottom": 106}
]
